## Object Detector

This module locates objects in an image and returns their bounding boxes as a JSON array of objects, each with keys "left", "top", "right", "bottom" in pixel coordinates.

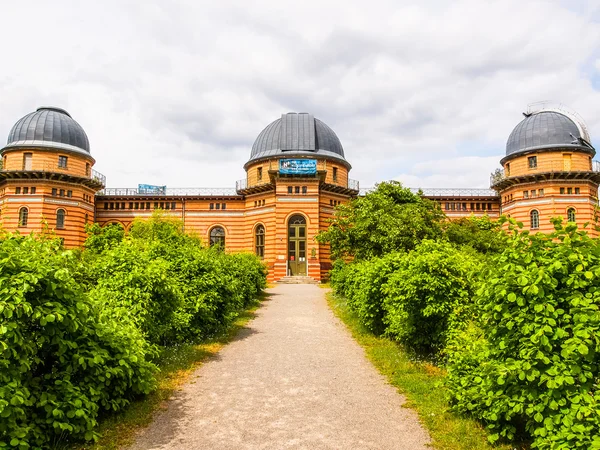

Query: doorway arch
[{"left": 287, "top": 214, "right": 307, "bottom": 276}]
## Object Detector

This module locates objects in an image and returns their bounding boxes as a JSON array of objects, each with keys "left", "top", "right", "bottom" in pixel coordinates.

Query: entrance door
[{"left": 288, "top": 215, "right": 307, "bottom": 276}]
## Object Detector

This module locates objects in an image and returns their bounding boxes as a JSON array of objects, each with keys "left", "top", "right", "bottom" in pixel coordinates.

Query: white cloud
[{"left": 0, "top": 0, "right": 599, "bottom": 189}]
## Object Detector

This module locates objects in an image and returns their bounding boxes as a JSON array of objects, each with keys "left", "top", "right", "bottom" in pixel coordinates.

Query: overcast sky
[{"left": 1, "top": 0, "right": 599, "bottom": 190}]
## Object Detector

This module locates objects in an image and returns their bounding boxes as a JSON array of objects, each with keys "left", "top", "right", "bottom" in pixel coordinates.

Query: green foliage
[
  {"left": 443, "top": 215, "right": 506, "bottom": 254},
  {"left": 0, "top": 213, "right": 267, "bottom": 448},
  {"left": 84, "top": 223, "right": 125, "bottom": 253},
  {"left": 446, "top": 219, "right": 600, "bottom": 448},
  {"left": 0, "top": 235, "right": 156, "bottom": 448},
  {"left": 317, "top": 181, "right": 444, "bottom": 260},
  {"left": 331, "top": 254, "right": 406, "bottom": 334},
  {"left": 383, "top": 240, "right": 481, "bottom": 353}
]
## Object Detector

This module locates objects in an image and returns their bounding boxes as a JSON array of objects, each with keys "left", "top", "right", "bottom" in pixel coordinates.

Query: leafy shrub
[
  {"left": 446, "top": 220, "right": 600, "bottom": 448},
  {"left": 382, "top": 240, "right": 481, "bottom": 353},
  {"left": 0, "top": 235, "right": 156, "bottom": 448},
  {"left": 443, "top": 215, "right": 506, "bottom": 254}
]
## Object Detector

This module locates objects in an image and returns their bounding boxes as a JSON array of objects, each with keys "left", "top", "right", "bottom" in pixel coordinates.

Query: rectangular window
[
  {"left": 15, "top": 187, "right": 21, "bottom": 194},
  {"left": 67, "top": 190, "right": 72, "bottom": 198},
  {"left": 295, "top": 186, "right": 300, "bottom": 194},
  {"left": 333, "top": 167, "right": 338, "bottom": 182},
  {"left": 567, "top": 187, "right": 573, "bottom": 194},
  {"left": 115, "top": 202, "right": 120, "bottom": 210},
  {"left": 30, "top": 187, "right": 36, "bottom": 194},
  {"left": 488, "top": 203, "right": 492, "bottom": 210},
  {"left": 539, "top": 189, "right": 544, "bottom": 197},
  {"left": 523, "top": 191, "right": 529, "bottom": 199},
  {"left": 154, "top": 202, "right": 158, "bottom": 209},
  {"left": 86, "top": 163, "right": 90, "bottom": 176},
  {"left": 165, "top": 202, "right": 170, "bottom": 210},
  {"left": 462, "top": 203, "right": 467, "bottom": 211},
  {"left": 451, "top": 203, "right": 456, "bottom": 211},
  {"left": 59, "top": 189, "right": 65, "bottom": 197},
  {"left": 222, "top": 203, "right": 226, "bottom": 210},
  {"left": 575, "top": 187, "right": 580, "bottom": 194},
  {"left": 471, "top": 202, "right": 475, "bottom": 210},
  {"left": 531, "top": 190, "right": 536, "bottom": 198},
  {"left": 210, "top": 203, "right": 214, "bottom": 210},
  {"left": 288, "top": 186, "right": 293, "bottom": 194},
  {"left": 110, "top": 202, "right": 114, "bottom": 210},
  {"left": 129, "top": 202, "right": 133, "bottom": 209},
  {"left": 134, "top": 202, "right": 139, "bottom": 210},
  {"left": 216, "top": 203, "right": 221, "bottom": 210},
  {"left": 302, "top": 186, "right": 307, "bottom": 194},
  {"left": 104, "top": 202, "right": 108, "bottom": 210},
  {"left": 23, "top": 153, "right": 32, "bottom": 170},
  {"left": 482, "top": 203, "right": 486, "bottom": 211},
  {"left": 257, "top": 167, "right": 263, "bottom": 181},
  {"left": 528, "top": 156, "right": 537, "bottom": 169},
  {"left": 560, "top": 187, "right": 565, "bottom": 194},
  {"left": 171, "top": 202, "right": 176, "bottom": 209},
  {"left": 121, "top": 202, "right": 125, "bottom": 209},
  {"left": 58, "top": 155, "right": 68, "bottom": 169},
  {"left": 506, "top": 163, "right": 510, "bottom": 175},
  {"left": 445, "top": 202, "right": 449, "bottom": 210},
  {"left": 146, "top": 202, "right": 151, "bottom": 209},
  {"left": 23, "top": 187, "right": 28, "bottom": 194},
  {"left": 160, "top": 202, "right": 164, "bottom": 209},
  {"left": 476, "top": 203, "right": 481, "bottom": 211}
]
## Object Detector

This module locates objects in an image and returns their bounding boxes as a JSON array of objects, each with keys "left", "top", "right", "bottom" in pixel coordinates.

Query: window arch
[
  {"left": 288, "top": 214, "right": 306, "bottom": 225},
  {"left": 255, "top": 224, "right": 265, "bottom": 258},
  {"left": 18, "top": 207, "right": 28, "bottom": 227},
  {"left": 209, "top": 226, "right": 225, "bottom": 248},
  {"left": 567, "top": 208, "right": 576, "bottom": 223},
  {"left": 530, "top": 210, "right": 539, "bottom": 229},
  {"left": 56, "top": 209, "right": 66, "bottom": 229}
]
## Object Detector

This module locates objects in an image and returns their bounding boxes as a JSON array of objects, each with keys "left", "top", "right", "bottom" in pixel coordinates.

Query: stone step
[{"left": 276, "top": 276, "right": 320, "bottom": 285}]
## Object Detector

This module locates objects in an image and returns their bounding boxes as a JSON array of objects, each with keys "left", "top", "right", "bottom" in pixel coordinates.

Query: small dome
[
  {"left": 506, "top": 110, "right": 593, "bottom": 157},
  {"left": 4, "top": 107, "right": 90, "bottom": 154},
  {"left": 247, "top": 113, "right": 348, "bottom": 167}
]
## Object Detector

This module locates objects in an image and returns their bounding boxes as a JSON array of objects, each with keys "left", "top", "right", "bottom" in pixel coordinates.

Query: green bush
[
  {"left": 0, "top": 235, "right": 156, "bottom": 448},
  {"left": 331, "top": 253, "right": 407, "bottom": 335},
  {"left": 446, "top": 220, "right": 600, "bottom": 448},
  {"left": 382, "top": 240, "right": 481, "bottom": 353}
]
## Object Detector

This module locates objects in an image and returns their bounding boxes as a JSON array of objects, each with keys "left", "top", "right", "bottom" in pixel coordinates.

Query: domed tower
[
  {"left": 491, "top": 107, "right": 599, "bottom": 235},
  {"left": 238, "top": 112, "right": 358, "bottom": 281},
  {"left": 0, "top": 107, "right": 105, "bottom": 246}
]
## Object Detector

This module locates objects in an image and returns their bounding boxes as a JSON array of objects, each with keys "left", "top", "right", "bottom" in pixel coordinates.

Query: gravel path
[{"left": 129, "top": 284, "right": 431, "bottom": 449}]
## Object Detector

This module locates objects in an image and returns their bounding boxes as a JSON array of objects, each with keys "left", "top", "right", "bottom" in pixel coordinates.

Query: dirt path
[{"left": 129, "top": 284, "right": 431, "bottom": 449}]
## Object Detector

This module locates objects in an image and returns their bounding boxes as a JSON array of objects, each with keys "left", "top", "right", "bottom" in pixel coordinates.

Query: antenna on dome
[{"left": 526, "top": 101, "right": 591, "bottom": 142}]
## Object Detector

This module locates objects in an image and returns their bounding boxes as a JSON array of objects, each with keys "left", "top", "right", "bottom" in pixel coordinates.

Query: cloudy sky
[{"left": 1, "top": 0, "right": 600, "bottom": 190}]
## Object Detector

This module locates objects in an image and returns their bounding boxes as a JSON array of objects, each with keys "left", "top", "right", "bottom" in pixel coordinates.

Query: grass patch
[
  {"left": 72, "top": 295, "right": 266, "bottom": 450},
  {"left": 326, "top": 290, "right": 525, "bottom": 450}
]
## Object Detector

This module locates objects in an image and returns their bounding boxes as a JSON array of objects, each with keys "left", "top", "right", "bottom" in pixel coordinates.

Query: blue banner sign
[
  {"left": 138, "top": 184, "right": 166, "bottom": 194},
  {"left": 279, "top": 159, "right": 317, "bottom": 175}
]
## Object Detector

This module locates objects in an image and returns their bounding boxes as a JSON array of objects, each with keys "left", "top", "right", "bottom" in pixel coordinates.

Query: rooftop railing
[
  {"left": 100, "top": 187, "right": 239, "bottom": 196},
  {"left": 490, "top": 160, "right": 600, "bottom": 186},
  {"left": 359, "top": 187, "right": 498, "bottom": 197},
  {"left": 1, "top": 163, "right": 105, "bottom": 187}
]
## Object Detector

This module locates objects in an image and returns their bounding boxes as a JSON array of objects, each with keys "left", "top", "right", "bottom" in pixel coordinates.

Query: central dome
[
  {"left": 4, "top": 107, "right": 90, "bottom": 154},
  {"left": 247, "top": 113, "right": 348, "bottom": 167}
]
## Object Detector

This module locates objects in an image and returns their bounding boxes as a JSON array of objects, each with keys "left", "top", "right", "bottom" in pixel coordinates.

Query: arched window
[
  {"left": 210, "top": 226, "right": 225, "bottom": 248},
  {"left": 567, "top": 208, "right": 576, "bottom": 223},
  {"left": 530, "top": 210, "right": 539, "bottom": 229},
  {"left": 289, "top": 214, "right": 306, "bottom": 225},
  {"left": 255, "top": 224, "right": 265, "bottom": 258},
  {"left": 18, "top": 207, "right": 28, "bottom": 227},
  {"left": 56, "top": 209, "right": 65, "bottom": 229}
]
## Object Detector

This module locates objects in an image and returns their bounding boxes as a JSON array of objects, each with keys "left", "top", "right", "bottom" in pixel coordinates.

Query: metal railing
[
  {"left": 490, "top": 160, "right": 600, "bottom": 186},
  {"left": 348, "top": 179, "right": 359, "bottom": 190},
  {"left": 359, "top": 187, "right": 498, "bottom": 197},
  {"left": 100, "top": 187, "right": 239, "bottom": 196},
  {"left": 1, "top": 162, "right": 105, "bottom": 186}
]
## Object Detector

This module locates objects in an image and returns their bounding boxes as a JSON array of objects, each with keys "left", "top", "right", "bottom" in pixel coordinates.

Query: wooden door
[{"left": 288, "top": 215, "right": 307, "bottom": 276}]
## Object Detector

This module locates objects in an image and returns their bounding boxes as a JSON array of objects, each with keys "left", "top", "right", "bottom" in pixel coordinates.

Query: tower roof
[
  {"left": 506, "top": 110, "right": 594, "bottom": 158},
  {"left": 247, "top": 113, "right": 348, "bottom": 167},
  {"left": 4, "top": 107, "right": 90, "bottom": 155}
]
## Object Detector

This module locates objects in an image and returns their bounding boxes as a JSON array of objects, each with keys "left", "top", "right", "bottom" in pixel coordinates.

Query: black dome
[
  {"left": 506, "top": 111, "right": 592, "bottom": 158},
  {"left": 247, "top": 113, "right": 348, "bottom": 167},
  {"left": 4, "top": 107, "right": 90, "bottom": 154}
]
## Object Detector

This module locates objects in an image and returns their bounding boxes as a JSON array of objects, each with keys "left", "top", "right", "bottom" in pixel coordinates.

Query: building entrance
[{"left": 288, "top": 214, "right": 307, "bottom": 276}]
